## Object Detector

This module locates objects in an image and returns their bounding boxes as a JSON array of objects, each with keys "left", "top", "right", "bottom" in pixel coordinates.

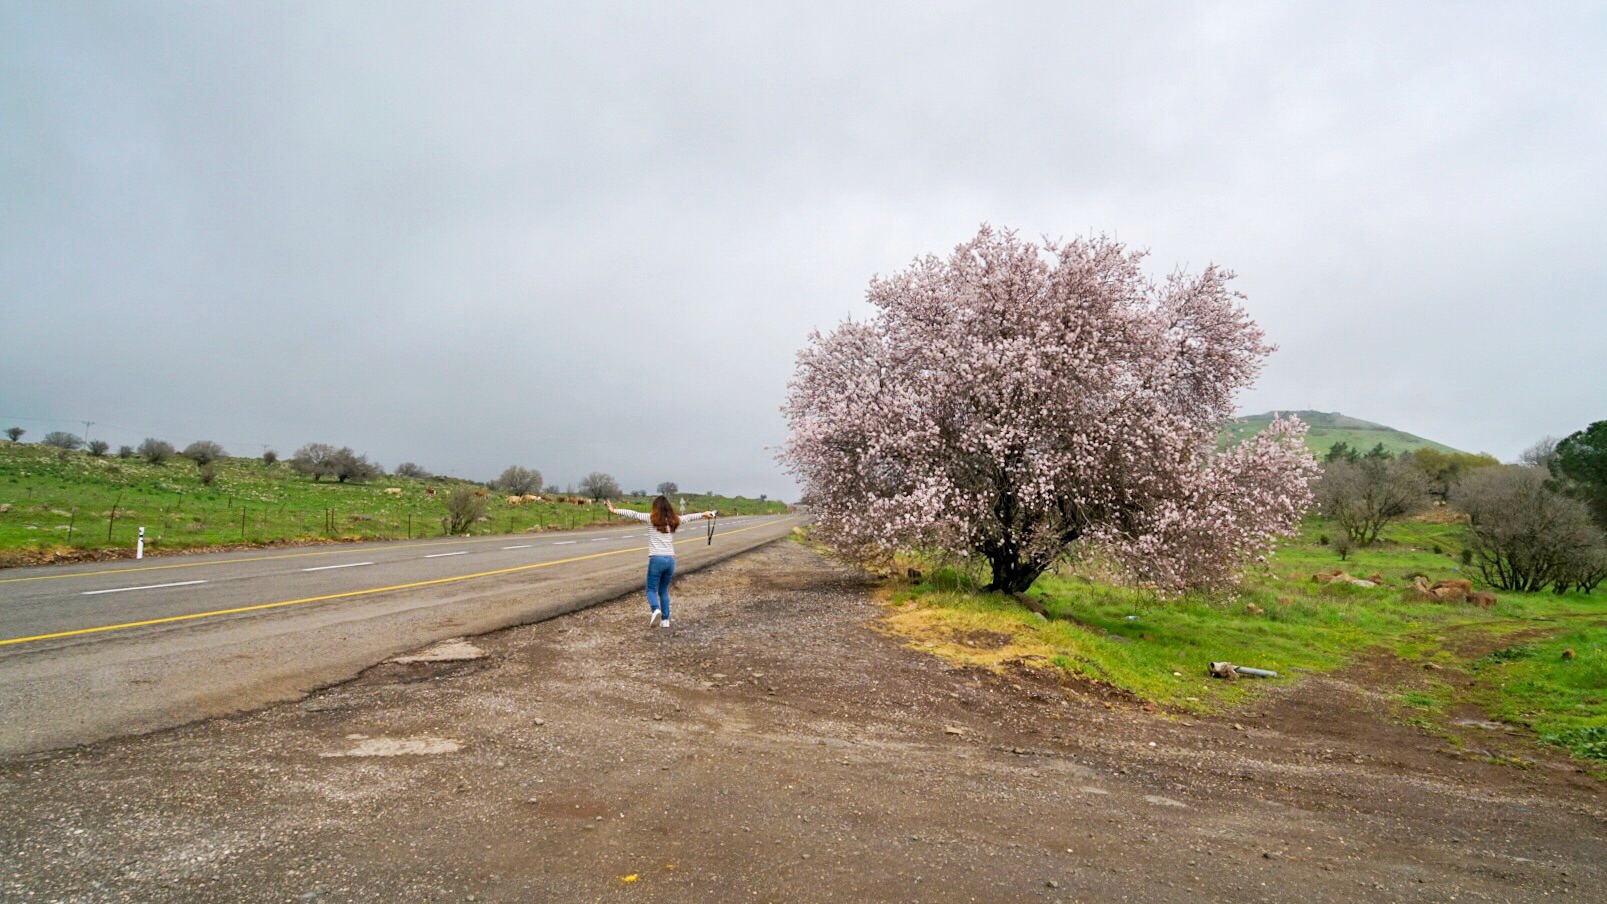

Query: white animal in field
[
  {"left": 505, "top": 495, "right": 522, "bottom": 505},
  {"left": 384, "top": 488, "right": 403, "bottom": 495},
  {"left": 521, "top": 494, "right": 541, "bottom": 502}
]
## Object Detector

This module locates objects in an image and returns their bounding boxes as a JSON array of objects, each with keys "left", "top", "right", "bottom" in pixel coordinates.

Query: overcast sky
[{"left": 3, "top": 2, "right": 1603, "bottom": 498}]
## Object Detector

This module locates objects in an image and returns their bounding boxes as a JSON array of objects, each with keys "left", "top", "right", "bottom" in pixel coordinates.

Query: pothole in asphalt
[{"left": 389, "top": 638, "right": 488, "bottom": 664}]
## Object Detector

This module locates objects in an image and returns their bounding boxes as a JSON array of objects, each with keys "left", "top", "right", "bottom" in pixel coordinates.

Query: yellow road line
[
  {"left": 0, "top": 520, "right": 787, "bottom": 647},
  {"left": 0, "top": 516, "right": 779, "bottom": 585}
]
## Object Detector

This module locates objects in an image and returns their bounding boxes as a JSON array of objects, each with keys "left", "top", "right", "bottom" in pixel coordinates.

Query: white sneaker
[
  {"left": 649, "top": 610, "right": 662, "bottom": 627},
  {"left": 660, "top": 619, "right": 671, "bottom": 629}
]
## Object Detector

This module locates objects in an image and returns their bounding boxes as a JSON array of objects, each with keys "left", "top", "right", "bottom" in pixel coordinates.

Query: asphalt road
[{"left": 0, "top": 514, "right": 802, "bottom": 757}]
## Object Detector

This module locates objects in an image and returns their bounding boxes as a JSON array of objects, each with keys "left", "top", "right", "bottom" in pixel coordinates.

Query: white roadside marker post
[{"left": 136, "top": 526, "right": 145, "bottom": 559}]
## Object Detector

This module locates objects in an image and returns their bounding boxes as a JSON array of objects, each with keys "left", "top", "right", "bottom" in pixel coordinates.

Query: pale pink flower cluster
[{"left": 780, "top": 226, "right": 1317, "bottom": 593}]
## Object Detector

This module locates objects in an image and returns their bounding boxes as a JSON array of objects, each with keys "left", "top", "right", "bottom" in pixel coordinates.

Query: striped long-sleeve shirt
[{"left": 614, "top": 507, "right": 715, "bottom": 557}]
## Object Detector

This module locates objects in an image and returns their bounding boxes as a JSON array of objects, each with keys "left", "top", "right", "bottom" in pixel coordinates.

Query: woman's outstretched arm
[{"left": 605, "top": 500, "right": 651, "bottom": 522}]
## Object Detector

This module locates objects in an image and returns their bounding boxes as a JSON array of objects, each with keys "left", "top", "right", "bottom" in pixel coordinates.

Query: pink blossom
[{"left": 780, "top": 225, "right": 1317, "bottom": 594}]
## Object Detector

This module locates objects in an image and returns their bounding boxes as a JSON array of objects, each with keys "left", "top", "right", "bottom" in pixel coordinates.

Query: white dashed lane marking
[
  {"left": 502, "top": 545, "right": 532, "bottom": 550},
  {"left": 423, "top": 552, "right": 468, "bottom": 559},
  {"left": 302, "top": 562, "right": 373, "bottom": 572},
  {"left": 83, "top": 580, "right": 208, "bottom": 596}
]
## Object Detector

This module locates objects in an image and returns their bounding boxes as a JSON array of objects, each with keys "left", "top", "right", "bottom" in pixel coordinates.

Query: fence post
[{"left": 137, "top": 526, "right": 145, "bottom": 559}]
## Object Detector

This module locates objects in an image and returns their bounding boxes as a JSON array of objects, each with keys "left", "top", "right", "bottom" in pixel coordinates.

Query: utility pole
[{"left": 82, "top": 420, "right": 94, "bottom": 445}]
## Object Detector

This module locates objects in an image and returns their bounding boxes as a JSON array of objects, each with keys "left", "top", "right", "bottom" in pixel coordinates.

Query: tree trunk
[{"left": 983, "top": 550, "right": 1046, "bottom": 595}]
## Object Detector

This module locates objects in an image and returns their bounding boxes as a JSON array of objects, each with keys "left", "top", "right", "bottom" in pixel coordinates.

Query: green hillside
[
  {"left": 1222, "top": 411, "right": 1465, "bottom": 457},
  {"left": 0, "top": 442, "right": 787, "bottom": 564}
]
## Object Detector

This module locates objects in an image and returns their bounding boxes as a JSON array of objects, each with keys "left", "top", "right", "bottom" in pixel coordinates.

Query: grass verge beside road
[
  {"left": 868, "top": 519, "right": 1606, "bottom": 774},
  {"left": 0, "top": 443, "right": 786, "bottom": 564}
]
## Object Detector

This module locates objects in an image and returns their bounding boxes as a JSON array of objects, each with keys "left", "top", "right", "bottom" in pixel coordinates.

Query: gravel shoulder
[{"left": 2, "top": 539, "right": 1603, "bottom": 902}]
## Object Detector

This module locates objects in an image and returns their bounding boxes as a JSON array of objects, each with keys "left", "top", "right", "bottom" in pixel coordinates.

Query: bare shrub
[
  {"left": 656, "top": 481, "right": 679, "bottom": 496},
  {"left": 329, "top": 447, "right": 379, "bottom": 483},
  {"left": 4, "top": 427, "right": 22, "bottom": 443},
  {"left": 1454, "top": 465, "right": 1604, "bottom": 592},
  {"left": 443, "top": 486, "right": 487, "bottom": 534},
  {"left": 291, "top": 443, "right": 337, "bottom": 481},
  {"left": 198, "top": 463, "right": 218, "bottom": 486},
  {"left": 1332, "top": 533, "right": 1354, "bottom": 561},
  {"left": 1315, "top": 457, "right": 1432, "bottom": 545},
  {"left": 87, "top": 440, "right": 109, "bottom": 457},
  {"left": 494, "top": 466, "right": 542, "bottom": 496},
  {"left": 394, "top": 461, "right": 428, "bottom": 479},
  {"left": 138, "top": 438, "right": 175, "bottom": 464},
  {"left": 580, "top": 472, "right": 621, "bottom": 501},
  {"left": 183, "top": 440, "right": 225, "bottom": 465},
  {"left": 42, "top": 431, "right": 83, "bottom": 450},
  {"left": 262, "top": 449, "right": 278, "bottom": 465},
  {"left": 117, "top": 445, "right": 134, "bottom": 459}
]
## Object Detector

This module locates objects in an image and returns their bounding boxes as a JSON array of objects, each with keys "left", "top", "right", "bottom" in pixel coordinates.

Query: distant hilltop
[{"left": 1222, "top": 411, "right": 1465, "bottom": 457}]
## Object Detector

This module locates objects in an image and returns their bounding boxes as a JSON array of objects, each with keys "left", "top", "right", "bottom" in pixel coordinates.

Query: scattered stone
[{"left": 944, "top": 726, "right": 966, "bottom": 735}]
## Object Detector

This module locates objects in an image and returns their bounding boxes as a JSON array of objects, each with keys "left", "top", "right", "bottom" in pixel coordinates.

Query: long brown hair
[{"left": 649, "top": 495, "right": 681, "bottom": 533}]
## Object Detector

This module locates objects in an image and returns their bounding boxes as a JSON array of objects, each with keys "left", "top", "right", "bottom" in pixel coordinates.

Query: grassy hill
[
  {"left": 1222, "top": 411, "right": 1465, "bottom": 458},
  {"left": 0, "top": 442, "right": 787, "bottom": 563}
]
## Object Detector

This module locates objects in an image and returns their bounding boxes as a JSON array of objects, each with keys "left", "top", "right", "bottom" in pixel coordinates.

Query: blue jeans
[{"left": 646, "top": 555, "right": 676, "bottom": 619}]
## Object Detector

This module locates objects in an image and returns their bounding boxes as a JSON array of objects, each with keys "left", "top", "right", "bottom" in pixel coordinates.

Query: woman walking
[{"left": 606, "top": 496, "right": 716, "bottom": 628}]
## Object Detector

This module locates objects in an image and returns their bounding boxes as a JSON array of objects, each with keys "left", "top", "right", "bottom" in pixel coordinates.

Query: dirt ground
[{"left": 2, "top": 539, "right": 1603, "bottom": 903}]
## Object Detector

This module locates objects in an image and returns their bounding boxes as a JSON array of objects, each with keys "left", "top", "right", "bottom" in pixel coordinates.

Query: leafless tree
[
  {"left": 138, "top": 438, "right": 175, "bottom": 464},
  {"left": 1519, "top": 436, "right": 1559, "bottom": 470},
  {"left": 291, "top": 443, "right": 338, "bottom": 481},
  {"left": 394, "top": 462, "right": 428, "bottom": 479},
  {"left": 1314, "top": 457, "right": 1433, "bottom": 545},
  {"left": 1454, "top": 465, "right": 1605, "bottom": 592},
  {"left": 494, "top": 466, "right": 542, "bottom": 496},
  {"left": 42, "top": 431, "right": 83, "bottom": 450},
  {"left": 656, "top": 481, "right": 678, "bottom": 496},
  {"left": 4, "top": 427, "right": 22, "bottom": 443},
  {"left": 87, "top": 439, "right": 109, "bottom": 456},
  {"left": 183, "top": 440, "right": 225, "bottom": 465},
  {"left": 580, "top": 471, "right": 621, "bottom": 501},
  {"left": 442, "top": 486, "right": 487, "bottom": 534},
  {"left": 329, "top": 447, "right": 379, "bottom": 483},
  {"left": 117, "top": 445, "right": 134, "bottom": 459}
]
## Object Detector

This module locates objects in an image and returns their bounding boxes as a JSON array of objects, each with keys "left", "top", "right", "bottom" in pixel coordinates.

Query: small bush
[
  {"left": 1333, "top": 533, "right": 1355, "bottom": 561},
  {"left": 262, "top": 449, "right": 278, "bottom": 465},
  {"left": 117, "top": 445, "right": 134, "bottom": 459},
  {"left": 42, "top": 431, "right": 83, "bottom": 450},
  {"left": 443, "top": 486, "right": 488, "bottom": 534},
  {"left": 1460, "top": 548, "right": 1473, "bottom": 566},
  {"left": 198, "top": 463, "right": 218, "bottom": 486},
  {"left": 87, "top": 440, "right": 109, "bottom": 457},
  {"left": 138, "top": 438, "right": 175, "bottom": 464},
  {"left": 1317, "top": 534, "right": 1329, "bottom": 546},
  {"left": 183, "top": 440, "right": 225, "bottom": 465}
]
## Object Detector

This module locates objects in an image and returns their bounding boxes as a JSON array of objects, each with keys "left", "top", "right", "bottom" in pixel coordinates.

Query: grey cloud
[{"left": 3, "top": 2, "right": 1603, "bottom": 496}]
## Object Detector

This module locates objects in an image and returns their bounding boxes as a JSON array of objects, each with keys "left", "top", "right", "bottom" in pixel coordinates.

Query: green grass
[
  {"left": 0, "top": 442, "right": 787, "bottom": 559},
  {"left": 877, "top": 517, "right": 1606, "bottom": 771}
]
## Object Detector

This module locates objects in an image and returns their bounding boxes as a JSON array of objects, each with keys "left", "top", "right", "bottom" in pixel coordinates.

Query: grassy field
[
  {"left": 873, "top": 516, "right": 1606, "bottom": 773},
  {"left": 1222, "top": 410, "right": 1466, "bottom": 457},
  {"left": 0, "top": 442, "right": 788, "bottom": 562}
]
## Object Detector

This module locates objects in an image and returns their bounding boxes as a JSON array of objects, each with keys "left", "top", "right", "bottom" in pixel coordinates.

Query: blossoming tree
[{"left": 781, "top": 226, "right": 1317, "bottom": 594}]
